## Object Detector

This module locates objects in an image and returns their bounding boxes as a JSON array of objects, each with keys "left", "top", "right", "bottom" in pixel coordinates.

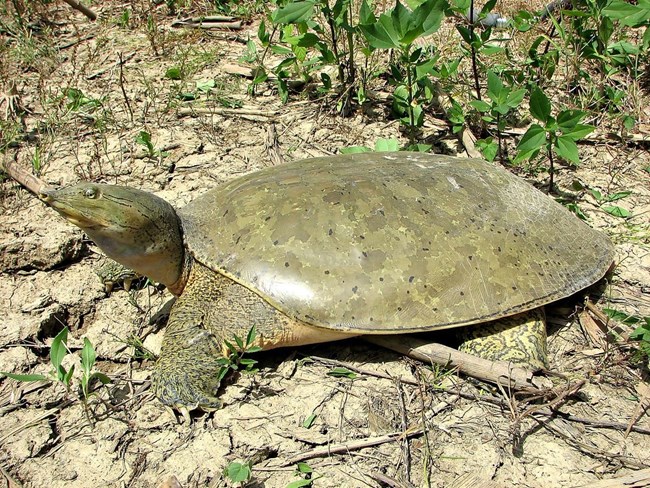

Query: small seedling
[
  {"left": 286, "top": 462, "right": 320, "bottom": 487},
  {"left": 216, "top": 326, "right": 263, "bottom": 382},
  {"left": 225, "top": 460, "right": 253, "bottom": 486},
  {"left": 0, "top": 328, "right": 111, "bottom": 403}
]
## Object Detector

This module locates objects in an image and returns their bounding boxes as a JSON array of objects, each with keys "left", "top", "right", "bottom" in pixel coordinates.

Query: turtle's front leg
[
  {"left": 151, "top": 266, "right": 228, "bottom": 411},
  {"left": 153, "top": 312, "right": 225, "bottom": 411}
]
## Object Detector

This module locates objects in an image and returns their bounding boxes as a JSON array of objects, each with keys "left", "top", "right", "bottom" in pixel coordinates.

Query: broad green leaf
[
  {"left": 469, "top": 100, "right": 491, "bottom": 113},
  {"left": 296, "top": 462, "right": 314, "bottom": 474},
  {"left": 272, "top": 1, "right": 316, "bottom": 24},
  {"left": 589, "top": 189, "right": 603, "bottom": 201},
  {"left": 90, "top": 372, "right": 112, "bottom": 385},
  {"left": 1, "top": 372, "right": 50, "bottom": 382},
  {"left": 51, "top": 327, "right": 69, "bottom": 370},
  {"left": 226, "top": 462, "right": 252, "bottom": 483},
  {"left": 486, "top": 71, "right": 504, "bottom": 103},
  {"left": 392, "top": 0, "right": 416, "bottom": 42},
  {"left": 563, "top": 123, "right": 595, "bottom": 141},
  {"left": 481, "top": 45, "right": 504, "bottom": 55},
  {"left": 557, "top": 109, "right": 586, "bottom": 130},
  {"left": 359, "top": 0, "right": 376, "bottom": 24},
  {"left": 81, "top": 338, "right": 96, "bottom": 371},
  {"left": 555, "top": 135, "right": 580, "bottom": 164},
  {"left": 602, "top": 0, "right": 650, "bottom": 27},
  {"left": 529, "top": 85, "right": 551, "bottom": 123},
  {"left": 476, "top": 138, "right": 498, "bottom": 162},
  {"left": 455, "top": 25, "right": 475, "bottom": 45},
  {"left": 375, "top": 138, "right": 401, "bottom": 151},
  {"left": 246, "top": 325, "right": 257, "bottom": 346},
  {"left": 602, "top": 205, "right": 631, "bottom": 218},
  {"left": 605, "top": 191, "right": 632, "bottom": 202},
  {"left": 413, "top": 0, "right": 448, "bottom": 37},
  {"left": 359, "top": 13, "right": 401, "bottom": 49},
  {"left": 196, "top": 79, "right": 215, "bottom": 92},
  {"left": 277, "top": 78, "right": 289, "bottom": 103},
  {"left": 515, "top": 123, "right": 547, "bottom": 162},
  {"left": 506, "top": 88, "right": 526, "bottom": 108}
]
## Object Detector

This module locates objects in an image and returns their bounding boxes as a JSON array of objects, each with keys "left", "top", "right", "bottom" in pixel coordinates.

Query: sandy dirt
[{"left": 1, "top": 1, "right": 649, "bottom": 487}]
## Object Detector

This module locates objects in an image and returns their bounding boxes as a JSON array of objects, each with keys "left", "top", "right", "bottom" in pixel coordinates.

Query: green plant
[
  {"left": 589, "top": 188, "right": 632, "bottom": 218},
  {"left": 257, "top": 0, "right": 359, "bottom": 107},
  {"left": 514, "top": 85, "right": 595, "bottom": 190},
  {"left": 451, "top": 0, "right": 504, "bottom": 101},
  {"left": 216, "top": 326, "right": 263, "bottom": 383},
  {"left": 224, "top": 460, "right": 253, "bottom": 486},
  {"left": 358, "top": 0, "right": 448, "bottom": 136},
  {"left": 0, "top": 328, "right": 111, "bottom": 402},
  {"left": 469, "top": 71, "right": 526, "bottom": 162},
  {"left": 604, "top": 309, "right": 650, "bottom": 365},
  {"left": 80, "top": 338, "right": 111, "bottom": 401},
  {"left": 286, "top": 462, "right": 320, "bottom": 487},
  {"left": 135, "top": 130, "right": 167, "bottom": 161}
]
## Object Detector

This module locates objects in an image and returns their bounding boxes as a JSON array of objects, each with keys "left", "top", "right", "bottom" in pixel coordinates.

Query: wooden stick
[
  {"left": 171, "top": 20, "right": 242, "bottom": 30},
  {"left": 2, "top": 156, "right": 51, "bottom": 195},
  {"left": 576, "top": 468, "right": 650, "bottom": 488},
  {"left": 61, "top": 0, "right": 97, "bottom": 21},
  {"left": 364, "top": 336, "right": 536, "bottom": 390},
  {"left": 281, "top": 428, "right": 424, "bottom": 466}
]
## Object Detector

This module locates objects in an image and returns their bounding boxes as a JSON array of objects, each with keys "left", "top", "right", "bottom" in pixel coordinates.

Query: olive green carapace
[{"left": 180, "top": 152, "right": 614, "bottom": 333}]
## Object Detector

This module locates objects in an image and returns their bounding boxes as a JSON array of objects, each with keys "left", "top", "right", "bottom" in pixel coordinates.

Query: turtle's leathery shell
[{"left": 178, "top": 152, "right": 614, "bottom": 333}]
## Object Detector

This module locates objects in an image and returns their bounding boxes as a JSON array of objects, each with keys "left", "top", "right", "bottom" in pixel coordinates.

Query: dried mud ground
[{"left": 1, "top": 2, "right": 650, "bottom": 488}]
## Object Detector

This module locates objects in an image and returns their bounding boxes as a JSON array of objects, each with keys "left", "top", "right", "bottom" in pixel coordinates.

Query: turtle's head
[{"left": 40, "top": 183, "right": 187, "bottom": 291}]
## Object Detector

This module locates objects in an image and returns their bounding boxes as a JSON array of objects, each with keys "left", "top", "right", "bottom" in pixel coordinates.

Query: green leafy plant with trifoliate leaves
[
  {"left": 514, "top": 85, "right": 595, "bottom": 190},
  {"left": 358, "top": 0, "right": 448, "bottom": 136}
]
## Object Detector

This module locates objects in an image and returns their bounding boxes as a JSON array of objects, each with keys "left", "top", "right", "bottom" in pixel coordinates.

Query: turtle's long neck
[{"left": 41, "top": 183, "right": 188, "bottom": 292}]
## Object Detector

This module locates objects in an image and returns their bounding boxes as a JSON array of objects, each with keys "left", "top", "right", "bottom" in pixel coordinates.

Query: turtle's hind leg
[{"left": 457, "top": 309, "right": 548, "bottom": 371}]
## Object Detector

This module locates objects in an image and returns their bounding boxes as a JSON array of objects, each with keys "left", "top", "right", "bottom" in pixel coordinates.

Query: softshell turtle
[{"left": 40, "top": 152, "right": 614, "bottom": 410}]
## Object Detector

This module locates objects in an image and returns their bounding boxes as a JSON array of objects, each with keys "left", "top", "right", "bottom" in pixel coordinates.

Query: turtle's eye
[{"left": 83, "top": 187, "right": 99, "bottom": 199}]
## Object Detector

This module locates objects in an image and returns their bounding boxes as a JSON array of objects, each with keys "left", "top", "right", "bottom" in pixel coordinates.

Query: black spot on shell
[
  {"left": 352, "top": 286, "right": 358, "bottom": 293},
  {"left": 460, "top": 291, "right": 465, "bottom": 296},
  {"left": 328, "top": 228, "right": 333, "bottom": 236},
  {"left": 468, "top": 255, "right": 473, "bottom": 261},
  {"left": 324, "top": 270, "right": 330, "bottom": 275},
  {"left": 265, "top": 216, "right": 271, "bottom": 221},
  {"left": 408, "top": 276, "right": 414, "bottom": 283},
  {"left": 273, "top": 240, "right": 279, "bottom": 245},
  {"left": 379, "top": 277, "right": 384, "bottom": 282},
  {"left": 397, "top": 307, "right": 402, "bottom": 311}
]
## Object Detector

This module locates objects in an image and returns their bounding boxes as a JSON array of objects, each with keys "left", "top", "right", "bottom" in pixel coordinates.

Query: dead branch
[
  {"left": 62, "top": 0, "right": 97, "bottom": 21},
  {"left": 2, "top": 155, "right": 51, "bottom": 195},
  {"left": 576, "top": 467, "right": 650, "bottom": 487},
  {"left": 365, "top": 336, "right": 536, "bottom": 390},
  {"left": 281, "top": 428, "right": 425, "bottom": 466},
  {"left": 171, "top": 17, "right": 242, "bottom": 30}
]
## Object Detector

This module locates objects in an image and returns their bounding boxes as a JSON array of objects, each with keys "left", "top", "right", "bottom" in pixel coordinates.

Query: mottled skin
[{"left": 40, "top": 152, "right": 615, "bottom": 410}]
